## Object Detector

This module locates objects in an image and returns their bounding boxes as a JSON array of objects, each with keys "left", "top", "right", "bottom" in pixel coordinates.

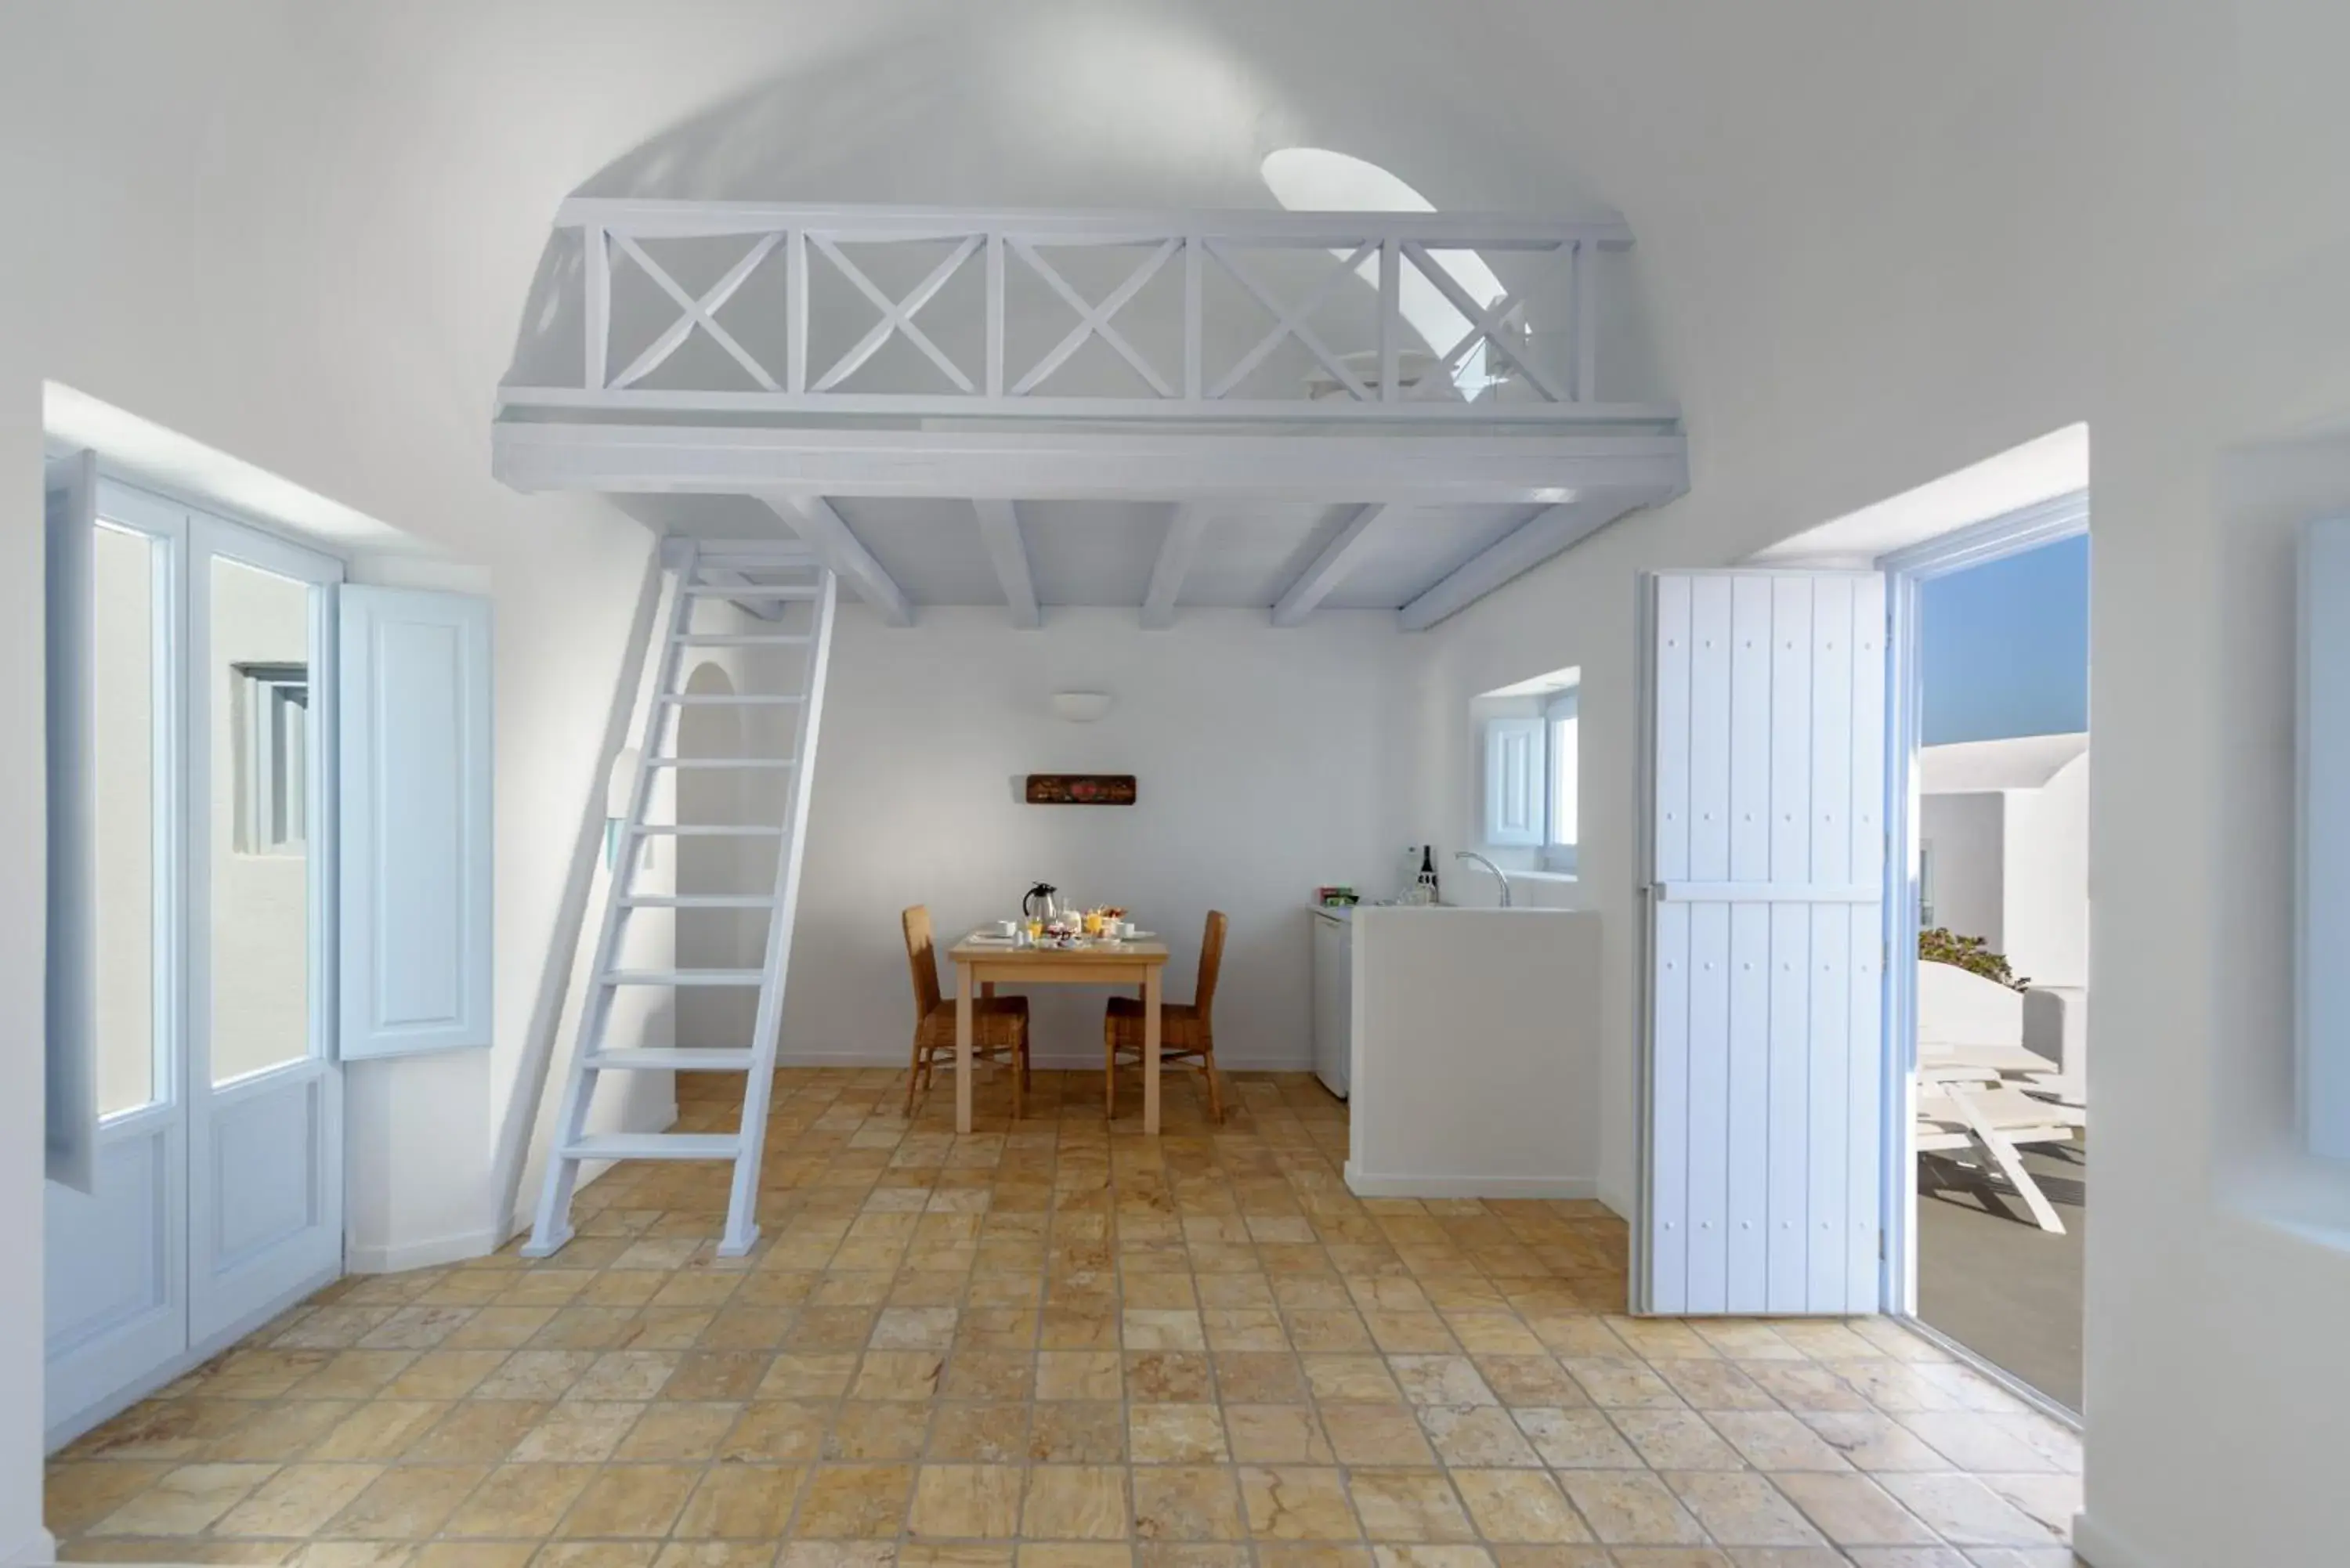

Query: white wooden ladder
[{"left": 525, "top": 540, "right": 837, "bottom": 1258}]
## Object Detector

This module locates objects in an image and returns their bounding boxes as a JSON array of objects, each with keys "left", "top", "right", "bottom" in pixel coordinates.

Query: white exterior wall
[
  {"left": 1920, "top": 792, "right": 2007, "bottom": 950},
  {"left": 2004, "top": 752, "right": 2091, "bottom": 990}
]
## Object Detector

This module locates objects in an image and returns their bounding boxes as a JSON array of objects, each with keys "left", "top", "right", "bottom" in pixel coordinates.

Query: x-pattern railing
[{"left": 521, "top": 200, "right": 1647, "bottom": 424}]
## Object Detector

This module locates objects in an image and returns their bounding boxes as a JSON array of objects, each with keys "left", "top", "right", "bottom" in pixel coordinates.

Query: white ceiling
[{"left": 616, "top": 491, "right": 1548, "bottom": 616}]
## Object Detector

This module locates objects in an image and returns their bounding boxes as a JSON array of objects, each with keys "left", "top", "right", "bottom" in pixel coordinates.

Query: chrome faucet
[{"left": 1453, "top": 851, "right": 1513, "bottom": 908}]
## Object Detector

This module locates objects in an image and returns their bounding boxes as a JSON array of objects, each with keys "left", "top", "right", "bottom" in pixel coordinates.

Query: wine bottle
[{"left": 1417, "top": 844, "right": 1439, "bottom": 902}]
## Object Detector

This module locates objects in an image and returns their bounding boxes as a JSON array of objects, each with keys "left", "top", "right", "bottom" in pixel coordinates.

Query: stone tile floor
[{"left": 49, "top": 1068, "right": 2083, "bottom": 1566}]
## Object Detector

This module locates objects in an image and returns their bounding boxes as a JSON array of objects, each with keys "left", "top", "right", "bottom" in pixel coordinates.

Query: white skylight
[{"left": 1258, "top": 147, "right": 1509, "bottom": 394}]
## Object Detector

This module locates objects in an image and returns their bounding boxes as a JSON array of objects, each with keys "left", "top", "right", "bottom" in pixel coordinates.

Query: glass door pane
[
  {"left": 208, "top": 555, "right": 314, "bottom": 1085},
  {"left": 92, "top": 523, "right": 161, "bottom": 1118}
]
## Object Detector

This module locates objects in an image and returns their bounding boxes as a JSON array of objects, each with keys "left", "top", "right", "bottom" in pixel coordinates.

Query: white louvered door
[{"left": 1637, "top": 570, "right": 1887, "bottom": 1316}]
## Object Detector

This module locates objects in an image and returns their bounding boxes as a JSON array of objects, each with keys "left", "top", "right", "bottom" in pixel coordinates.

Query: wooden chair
[
  {"left": 1104, "top": 910, "right": 1227, "bottom": 1122},
  {"left": 902, "top": 905, "right": 1030, "bottom": 1118}
]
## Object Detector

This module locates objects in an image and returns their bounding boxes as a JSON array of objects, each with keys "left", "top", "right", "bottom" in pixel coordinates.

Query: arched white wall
[{"left": 2, "top": 5, "right": 2349, "bottom": 1565}]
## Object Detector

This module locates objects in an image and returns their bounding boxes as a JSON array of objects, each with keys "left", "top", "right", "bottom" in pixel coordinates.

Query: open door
[{"left": 1636, "top": 569, "right": 1888, "bottom": 1315}]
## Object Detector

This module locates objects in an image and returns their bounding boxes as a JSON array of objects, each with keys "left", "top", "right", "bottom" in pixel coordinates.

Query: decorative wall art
[{"left": 1025, "top": 774, "right": 1137, "bottom": 806}]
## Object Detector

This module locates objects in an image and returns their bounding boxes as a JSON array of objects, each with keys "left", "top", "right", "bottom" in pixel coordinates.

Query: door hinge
[{"left": 1877, "top": 1230, "right": 1886, "bottom": 1260}]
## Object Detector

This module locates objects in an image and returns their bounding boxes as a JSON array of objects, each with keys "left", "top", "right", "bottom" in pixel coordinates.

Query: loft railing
[{"left": 498, "top": 200, "right": 1668, "bottom": 426}]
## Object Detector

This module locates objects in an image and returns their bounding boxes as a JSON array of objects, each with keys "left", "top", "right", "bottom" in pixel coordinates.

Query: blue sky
[{"left": 1920, "top": 533, "right": 2090, "bottom": 745}]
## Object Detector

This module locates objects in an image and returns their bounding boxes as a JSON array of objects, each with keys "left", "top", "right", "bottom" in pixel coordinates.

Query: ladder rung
[
  {"left": 645, "top": 757, "right": 798, "bottom": 770},
  {"left": 561, "top": 1133, "right": 742, "bottom": 1162},
  {"left": 621, "top": 894, "right": 779, "bottom": 909},
  {"left": 586, "top": 1048, "right": 757, "bottom": 1071},
  {"left": 685, "top": 584, "right": 819, "bottom": 598},
  {"left": 602, "top": 969, "right": 767, "bottom": 986},
  {"left": 674, "top": 634, "right": 814, "bottom": 647},
  {"left": 630, "top": 824, "right": 785, "bottom": 837},
  {"left": 658, "top": 694, "right": 806, "bottom": 706}
]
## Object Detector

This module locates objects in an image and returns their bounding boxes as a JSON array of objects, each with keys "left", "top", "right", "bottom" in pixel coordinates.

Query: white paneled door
[
  {"left": 1637, "top": 570, "right": 1888, "bottom": 1316},
  {"left": 45, "top": 482, "right": 344, "bottom": 1445}
]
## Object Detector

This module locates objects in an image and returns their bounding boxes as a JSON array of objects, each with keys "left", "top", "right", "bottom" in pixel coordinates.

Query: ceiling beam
[
  {"left": 496, "top": 421, "right": 1687, "bottom": 506},
  {"left": 1141, "top": 504, "right": 1211, "bottom": 630},
  {"left": 971, "top": 499, "right": 1040, "bottom": 628},
  {"left": 1272, "top": 504, "right": 1403, "bottom": 627},
  {"left": 757, "top": 493, "right": 913, "bottom": 627},
  {"left": 1399, "top": 493, "right": 1645, "bottom": 632}
]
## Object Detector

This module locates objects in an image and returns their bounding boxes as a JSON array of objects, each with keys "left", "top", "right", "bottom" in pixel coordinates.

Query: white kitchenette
[{"left": 1311, "top": 901, "right": 1603, "bottom": 1199}]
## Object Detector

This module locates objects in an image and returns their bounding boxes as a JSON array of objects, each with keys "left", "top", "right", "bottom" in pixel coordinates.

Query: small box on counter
[{"left": 1315, "top": 886, "right": 1360, "bottom": 906}]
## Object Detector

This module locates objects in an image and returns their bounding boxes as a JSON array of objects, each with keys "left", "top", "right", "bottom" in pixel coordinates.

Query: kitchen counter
[{"left": 1320, "top": 904, "right": 1603, "bottom": 1200}]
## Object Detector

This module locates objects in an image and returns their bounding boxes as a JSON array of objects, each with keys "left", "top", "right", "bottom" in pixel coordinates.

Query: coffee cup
[{"left": 995, "top": 919, "right": 1019, "bottom": 937}]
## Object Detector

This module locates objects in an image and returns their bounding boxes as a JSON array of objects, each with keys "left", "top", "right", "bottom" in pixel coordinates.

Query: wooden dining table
[{"left": 946, "top": 932, "right": 1170, "bottom": 1134}]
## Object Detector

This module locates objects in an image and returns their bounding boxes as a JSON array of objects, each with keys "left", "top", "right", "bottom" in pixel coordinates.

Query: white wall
[
  {"left": 1347, "top": 906, "right": 1601, "bottom": 1197},
  {"left": 781, "top": 607, "right": 1405, "bottom": 1069},
  {"left": 1921, "top": 792, "right": 2006, "bottom": 948},
  {"left": 2004, "top": 753, "right": 2091, "bottom": 990}
]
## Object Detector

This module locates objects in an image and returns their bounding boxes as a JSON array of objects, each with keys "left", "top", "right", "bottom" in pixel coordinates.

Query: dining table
[{"left": 946, "top": 930, "right": 1171, "bottom": 1134}]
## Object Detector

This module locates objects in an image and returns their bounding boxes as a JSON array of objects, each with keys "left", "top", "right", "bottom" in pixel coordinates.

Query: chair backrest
[
  {"left": 1194, "top": 910, "right": 1229, "bottom": 1020},
  {"left": 902, "top": 905, "right": 942, "bottom": 1018}
]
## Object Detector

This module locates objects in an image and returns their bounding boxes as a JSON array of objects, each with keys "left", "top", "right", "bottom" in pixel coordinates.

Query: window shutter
[
  {"left": 338, "top": 586, "right": 494, "bottom": 1059},
  {"left": 45, "top": 452, "right": 99, "bottom": 1193},
  {"left": 1483, "top": 716, "right": 1545, "bottom": 847}
]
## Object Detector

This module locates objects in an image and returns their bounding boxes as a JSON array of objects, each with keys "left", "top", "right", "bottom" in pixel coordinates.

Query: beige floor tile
[
  {"left": 1388, "top": 1357, "right": 1496, "bottom": 1407},
  {"left": 89, "top": 1463, "right": 278, "bottom": 1536},
  {"left": 1416, "top": 1407, "right": 1540, "bottom": 1469},
  {"left": 1767, "top": 1472, "right": 1940, "bottom": 1548},
  {"left": 1872, "top": 1474, "right": 2059, "bottom": 1549},
  {"left": 931, "top": 1403, "right": 1033, "bottom": 1463},
  {"left": 1796, "top": 1412, "right": 1955, "bottom": 1472},
  {"left": 1126, "top": 1354, "right": 1214, "bottom": 1403},
  {"left": 310, "top": 1402, "right": 452, "bottom": 1462},
  {"left": 1030, "top": 1404, "right": 1128, "bottom": 1465},
  {"left": 440, "top": 1463, "right": 596, "bottom": 1537},
  {"left": 826, "top": 1401, "right": 933, "bottom": 1461},
  {"left": 1664, "top": 1472, "right": 1827, "bottom": 1547},
  {"left": 1343, "top": 1470, "right": 1473, "bottom": 1542},
  {"left": 674, "top": 1464, "right": 805, "bottom": 1538},
  {"left": 1039, "top": 1352, "right": 1124, "bottom": 1401},
  {"left": 1130, "top": 1404, "right": 1230, "bottom": 1464},
  {"left": 513, "top": 1402, "right": 643, "bottom": 1463},
  {"left": 616, "top": 1402, "right": 742, "bottom": 1461},
  {"left": 1021, "top": 1465, "right": 1130, "bottom": 1539},
  {"left": 1019, "top": 1546, "right": 1135, "bottom": 1568},
  {"left": 1132, "top": 1466, "right": 1246, "bottom": 1540},
  {"left": 1238, "top": 1467, "right": 1360, "bottom": 1541},
  {"left": 1302, "top": 1357, "right": 1402, "bottom": 1405},
  {"left": 1450, "top": 1470, "right": 1589, "bottom": 1545},
  {"left": 199, "top": 1401, "right": 358, "bottom": 1463},
  {"left": 794, "top": 1464, "right": 916, "bottom": 1539},
  {"left": 1509, "top": 1408, "right": 1641, "bottom": 1469},
  {"left": 1704, "top": 1412, "right": 1853, "bottom": 1472},
  {"left": 400, "top": 1401, "right": 549, "bottom": 1464},
  {"left": 761, "top": 1353, "right": 861, "bottom": 1400},
  {"left": 1553, "top": 1472, "right": 1705, "bottom": 1546},
  {"left": 48, "top": 1074, "right": 2096, "bottom": 1568},
  {"left": 1225, "top": 1406, "right": 1332, "bottom": 1465},
  {"left": 1608, "top": 1410, "right": 1746, "bottom": 1471},
  {"left": 909, "top": 1464, "right": 1025, "bottom": 1537},
  {"left": 1323, "top": 1408, "right": 1437, "bottom": 1469},
  {"left": 321, "top": 1464, "right": 492, "bottom": 1538},
  {"left": 214, "top": 1464, "right": 385, "bottom": 1537}
]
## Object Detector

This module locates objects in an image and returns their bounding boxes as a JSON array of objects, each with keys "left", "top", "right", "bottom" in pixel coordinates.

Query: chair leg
[
  {"left": 1104, "top": 1026, "right": 1117, "bottom": 1121},
  {"left": 1011, "top": 1028, "right": 1026, "bottom": 1122},
  {"left": 1201, "top": 1039, "right": 1224, "bottom": 1124},
  {"left": 905, "top": 1040, "right": 923, "bottom": 1118}
]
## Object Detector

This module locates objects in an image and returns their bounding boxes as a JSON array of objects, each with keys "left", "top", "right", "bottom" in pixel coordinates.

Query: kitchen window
[{"left": 1480, "top": 682, "right": 1578, "bottom": 875}]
